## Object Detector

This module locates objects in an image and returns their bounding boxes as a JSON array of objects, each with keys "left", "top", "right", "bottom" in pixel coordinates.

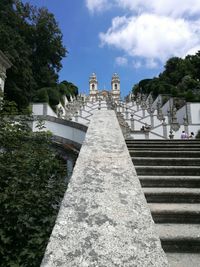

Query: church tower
[
  {"left": 111, "top": 73, "right": 120, "bottom": 101},
  {"left": 89, "top": 73, "right": 98, "bottom": 101}
]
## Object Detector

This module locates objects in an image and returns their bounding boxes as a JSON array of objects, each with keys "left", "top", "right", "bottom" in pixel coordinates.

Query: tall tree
[
  {"left": 0, "top": 0, "right": 66, "bottom": 109},
  {"left": 132, "top": 51, "right": 200, "bottom": 102}
]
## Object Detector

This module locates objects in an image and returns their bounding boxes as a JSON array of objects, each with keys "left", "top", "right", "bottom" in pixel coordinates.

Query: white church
[{"left": 89, "top": 73, "right": 120, "bottom": 102}]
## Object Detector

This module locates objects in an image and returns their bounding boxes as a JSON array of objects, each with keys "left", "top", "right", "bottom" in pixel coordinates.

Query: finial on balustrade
[{"left": 169, "top": 129, "right": 174, "bottom": 139}]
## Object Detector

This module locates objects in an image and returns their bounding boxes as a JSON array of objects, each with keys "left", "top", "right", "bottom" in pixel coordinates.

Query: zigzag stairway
[{"left": 126, "top": 139, "right": 200, "bottom": 267}]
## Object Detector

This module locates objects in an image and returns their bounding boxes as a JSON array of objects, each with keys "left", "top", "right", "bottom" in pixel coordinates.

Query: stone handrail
[{"left": 41, "top": 110, "right": 168, "bottom": 266}]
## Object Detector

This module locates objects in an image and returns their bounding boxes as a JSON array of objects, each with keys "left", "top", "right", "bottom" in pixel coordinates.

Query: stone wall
[
  {"left": 41, "top": 110, "right": 168, "bottom": 267},
  {"left": 32, "top": 116, "right": 87, "bottom": 148}
]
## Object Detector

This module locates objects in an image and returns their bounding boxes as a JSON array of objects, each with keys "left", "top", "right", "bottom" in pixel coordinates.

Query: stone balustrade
[{"left": 41, "top": 110, "right": 168, "bottom": 267}]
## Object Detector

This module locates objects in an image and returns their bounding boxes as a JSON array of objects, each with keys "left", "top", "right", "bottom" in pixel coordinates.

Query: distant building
[
  {"left": 0, "top": 50, "right": 12, "bottom": 94},
  {"left": 89, "top": 73, "right": 120, "bottom": 102}
]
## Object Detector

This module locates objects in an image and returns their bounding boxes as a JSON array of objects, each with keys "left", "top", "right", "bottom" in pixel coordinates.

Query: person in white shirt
[{"left": 181, "top": 131, "right": 188, "bottom": 139}]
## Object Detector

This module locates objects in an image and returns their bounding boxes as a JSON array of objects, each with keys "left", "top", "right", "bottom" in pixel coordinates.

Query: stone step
[
  {"left": 139, "top": 176, "right": 200, "bottom": 188},
  {"left": 149, "top": 203, "right": 200, "bottom": 223},
  {"left": 127, "top": 143, "right": 200, "bottom": 148},
  {"left": 127, "top": 146, "right": 200, "bottom": 151},
  {"left": 125, "top": 139, "right": 200, "bottom": 144},
  {"left": 133, "top": 157, "right": 200, "bottom": 166},
  {"left": 166, "top": 253, "right": 200, "bottom": 267},
  {"left": 126, "top": 140, "right": 200, "bottom": 147},
  {"left": 135, "top": 166, "right": 200, "bottom": 176},
  {"left": 127, "top": 139, "right": 200, "bottom": 261},
  {"left": 156, "top": 224, "right": 200, "bottom": 252},
  {"left": 129, "top": 150, "right": 200, "bottom": 158},
  {"left": 144, "top": 188, "right": 200, "bottom": 203}
]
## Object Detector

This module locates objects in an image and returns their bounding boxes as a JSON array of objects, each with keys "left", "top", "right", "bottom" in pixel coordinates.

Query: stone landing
[{"left": 41, "top": 110, "right": 168, "bottom": 267}]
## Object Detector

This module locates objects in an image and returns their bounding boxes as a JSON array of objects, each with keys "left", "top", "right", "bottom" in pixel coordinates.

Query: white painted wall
[
  {"left": 47, "top": 105, "right": 57, "bottom": 117},
  {"left": 139, "top": 116, "right": 151, "bottom": 125},
  {"left": 32, "top": 120, "right": 86, "bottom": 145},
  {"left": 176, "top": 105, "right": 186, "bottom": 124},
  {"left": 131, "top": 132, "right": 146, "bottom": 139},
  {"left": 149, "top": 132, "right": 165, "bottom": 139},
  {"left": 162, "top": 99, "right": 171, "bottom": 115},
  {"left": 32, "top": 104, "right": 44, "bottom": 116},
  {"left": 190, "top": 103, "right": 200, "bottom": 124},
  {"left": 32, "top": 103, "right": 57, "bottom": 117}
]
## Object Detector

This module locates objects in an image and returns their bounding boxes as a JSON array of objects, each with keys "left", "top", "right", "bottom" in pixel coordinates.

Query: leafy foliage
[
  {"left": 0, "top": 100, "right": 67, "bottom": 267},
  {"left": 0, "top": 0, "right": 67, "bottom": 109},
  {"left": 60, "top": 80, "right": 78, "bottom": 101},
  {"left": 32, "top": 80, "right": 78, "bottom": 109},
  {"left": 132, "top": 52, "right": 200, "bottom": 102}
]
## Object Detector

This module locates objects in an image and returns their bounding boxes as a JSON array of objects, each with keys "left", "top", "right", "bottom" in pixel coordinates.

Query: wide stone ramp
[
  {"left": 126, "top": 139, "right": 200, "bottom": 267},
  {"left": 41, "top": 111, "right": 168, "bottom": 267}
]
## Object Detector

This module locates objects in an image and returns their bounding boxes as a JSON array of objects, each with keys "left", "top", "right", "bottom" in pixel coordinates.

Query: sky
[{"left": 25, "top": 0, "right": 200, "bottom": 97}]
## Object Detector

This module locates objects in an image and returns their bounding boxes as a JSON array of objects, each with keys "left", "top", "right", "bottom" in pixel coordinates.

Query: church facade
[{"left": 89, "top": 73, "right": 120, "bottom": 102}]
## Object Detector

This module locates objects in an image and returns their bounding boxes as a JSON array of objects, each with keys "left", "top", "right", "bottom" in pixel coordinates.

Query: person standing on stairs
[{"left": 181, "top": 131, "right": 188, "bottom": 139}]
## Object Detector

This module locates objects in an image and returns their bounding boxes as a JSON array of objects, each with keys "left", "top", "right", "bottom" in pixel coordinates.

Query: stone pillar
[
  {"left": 130, "top": 113, "right": 134, "bottom": 131},
  {"left": 122, "top": 103, "right": 125, "bottom": 112},
  {"left": 162, "top": 118, "right": 167, "bottom": 139},
  {"left": 117, "top": 103, "right": 120, "bottom": 113},
  {"left": 142, "top": 108, "right": 145, "bottom": 118},
  {"left": 150, "top": 113, "right": 154, "bottom": 128},
  {"left": 183, "top": 117, "right": 189, "bottom": 135},
  {"left": 145, "top": 130, "right": 150, "bottom": 140},
  {"left": 125, "top": 107, "right": 128, "bottom": 119},
  {"left": 0, "top": 51, "right": 12, "bottom": 94},
  {"left": 98, "top": 100, "right": 101, "bottom": 110},
  {"left": 169, "top": 129, "right": 174, "bottom": 139},
  {"left": 79, "top": 108, "right": 82, "bottom": 117},
  {"left": 75, "top": 111, "right": 78, "bottom": 122}
]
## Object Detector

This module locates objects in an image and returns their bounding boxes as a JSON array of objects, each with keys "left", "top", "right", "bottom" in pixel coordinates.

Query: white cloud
[
  {"left": 86, "top": 0, "right": 200, "bottom": 18},
  {"left": 115, "top": 56, "right": 128, "bottom": 66},
  {"left": 132, "top": 60, "right": 142, "bottom": 69},
  {"left": 116, "top": 0, "right": 200, "bottom": 18},
  {"left": 86, "top": 0, "right": 200, "bottom": 68},
  {"left": 186, "top": 45, "right": 200, "bottom": 56},
  {"left": 145, "top": 58, "right": 158, "bottom": 69},
  {"left": 85, "top": 0, "right": 110, "bottom": 13},
  {"left": 100, "top": 14, "right": 200, "bottom": 65}
]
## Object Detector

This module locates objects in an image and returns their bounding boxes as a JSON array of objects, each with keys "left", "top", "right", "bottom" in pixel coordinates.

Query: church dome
[
  {"left": 90, "top": 73, "right": 97, "bottom": 79},
  {"left": 112, "top": 73, "right": 119, "bottom": 78}
]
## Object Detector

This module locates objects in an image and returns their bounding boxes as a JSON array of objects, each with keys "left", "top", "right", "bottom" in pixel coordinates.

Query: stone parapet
[{"left": 41, "top": 110, "right": 168, "bottom": 267}]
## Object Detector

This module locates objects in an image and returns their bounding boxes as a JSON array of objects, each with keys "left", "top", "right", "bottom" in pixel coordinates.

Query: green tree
[
  {"left": 0, "top": 0, "right": 66, "bottom": 110},
  {"left": 61, "top": 80, "right": 78, "bottom": 100},
  {"left": 0, "top": 100, "right": 67, "bottom": 267},
  {"left": 30, "top": 7, "right": 66, "bottom": 89},
  {"left": 131, "top": 51, "right": 200, "bottom": 102}
]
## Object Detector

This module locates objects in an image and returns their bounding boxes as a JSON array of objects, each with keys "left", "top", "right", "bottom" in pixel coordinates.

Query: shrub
[{"left": 0, "top": 101, "right": 67, "bottom": 267}]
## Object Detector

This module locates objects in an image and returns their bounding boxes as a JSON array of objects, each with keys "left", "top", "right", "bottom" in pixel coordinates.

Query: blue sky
[{"left": 25, "top": 0, "right": 200, "bottom": 98}]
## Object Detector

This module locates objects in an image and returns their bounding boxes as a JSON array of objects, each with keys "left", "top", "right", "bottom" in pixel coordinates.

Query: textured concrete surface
[
  {"left": 41, "top": 110, "right": 168, "bottom": 267},
  {"left": 167, "top": 253, "right": 200, "bottom": 267},
  {"left": 157, "top": 223, "right": 200, "bottom": 240}
]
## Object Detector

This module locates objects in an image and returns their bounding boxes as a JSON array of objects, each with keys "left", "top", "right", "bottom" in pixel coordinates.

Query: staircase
[{"left": 126, "top": 139, "right": 200, "bottom": 267}]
